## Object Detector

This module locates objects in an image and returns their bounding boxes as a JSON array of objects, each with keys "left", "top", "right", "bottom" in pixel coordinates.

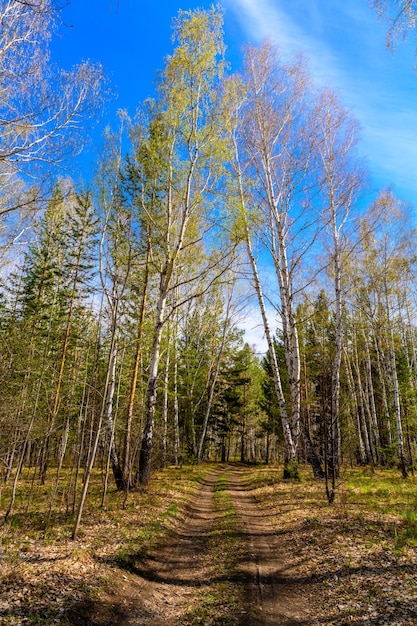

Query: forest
[
  {"left": 1, "top": 0, "right": 417, "bottom": 537},
  {"left": 2, "top": 2, "right": 417, "bottom": 624}
]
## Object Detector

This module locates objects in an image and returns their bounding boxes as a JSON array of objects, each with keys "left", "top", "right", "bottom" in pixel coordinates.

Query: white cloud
[
  {"left": 225, "top": 0, "right": 417, "bottom": 210},
  {"left": 238, "top": 307, "right": 268, "bottom": 356},
  {"left": 225, "top": 0, "right": 342, "bottom": 83}
]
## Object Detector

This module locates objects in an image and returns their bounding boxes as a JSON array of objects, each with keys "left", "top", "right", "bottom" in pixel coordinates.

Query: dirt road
[
  {"left": 80, "top": 464, "right": 315, "bottom": 625},
  {"left": 5, "top": 463, "right": 417, "bottom": 625},
  {"left": 227, "top": 466, "right": 312, "bottom": 625}
]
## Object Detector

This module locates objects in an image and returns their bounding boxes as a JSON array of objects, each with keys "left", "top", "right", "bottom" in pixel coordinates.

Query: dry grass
[
  {"left": 1, "top": 463, "right": 417, "bottom": 625},
  {"left": 0, "top": 464, "right": 214, "bottom": 625}
]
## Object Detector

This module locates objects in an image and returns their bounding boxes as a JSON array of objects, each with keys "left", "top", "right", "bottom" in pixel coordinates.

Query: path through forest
[
  {"left": 4, "top": 463, "right": 417, "bottom": 624},
  {"left": 227, "top": 467, "right": 311, "bottom": 625},
  {"left": 77, "top": 464, "right": 317, "bottom": 625}
]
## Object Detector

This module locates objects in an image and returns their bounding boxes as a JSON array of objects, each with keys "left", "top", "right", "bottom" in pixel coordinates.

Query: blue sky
[
  {"left": 225, "top": 0, "right": 417, "bottom": 212},
  {"left": 50, "top": 0, "right": 417, "bottom": 351},
  {"left": 51, "top": 0, "right": 417, "bottom": 212}
]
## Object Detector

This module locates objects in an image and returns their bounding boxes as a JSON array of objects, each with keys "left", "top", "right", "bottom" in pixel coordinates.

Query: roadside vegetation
[{"left": 1, "top": 462, "right": 417, "bottom": 624}]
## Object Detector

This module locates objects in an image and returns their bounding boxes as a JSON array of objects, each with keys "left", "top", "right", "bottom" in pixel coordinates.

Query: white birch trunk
[
  {"left": 137, "top": 281, "right": 167, "bottom": 485},
  {"left": 344, "top": 347, "right": 367, "bottom": 464},
  {"left": 385, "top": 293, "right": 407, "bottom": 477},
  {"left": 374, "top": 333, "right": 393, "bottom": 447},
  {"left": 162, "top": 334, "right": 171, "bottom": 461},
  {"left": 362, "top": 327, "right": 382, "bottom": 463},
  {"left": 353, "top": 336, "right": 373, "bottom": 464},
  {"left": 245, "top": 232, "right": 297, "bottom": 464},
  {"left": 229, "top": 112, "right": 298, "bottom": 472},
  {"left": 331, "top": 235, "right": 342, "bottom": 476}
]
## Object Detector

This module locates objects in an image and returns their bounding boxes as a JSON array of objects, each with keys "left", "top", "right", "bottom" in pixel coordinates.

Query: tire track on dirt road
[
  {"left": 122, "top": 466, "right": 228, "bottom": 625},
  {"left": 227, "top": 465, "right": 315, "bottom": 626},
  {"left": 72, "top": 464, "right": 315, "bottom": 625},
  {"left": 133, "top": 464, "right": 314, "bottom": 625}
]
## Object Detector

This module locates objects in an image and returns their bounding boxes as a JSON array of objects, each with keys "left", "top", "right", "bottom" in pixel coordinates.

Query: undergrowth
[
  {"left": 1, "top": 462, "right": 417, "bottom": 625},
  {"left": 0, "top": 463, "right": 216, "bottom": 625}
]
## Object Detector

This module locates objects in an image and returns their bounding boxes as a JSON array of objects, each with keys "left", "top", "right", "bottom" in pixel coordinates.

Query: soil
[
  {"left": 227, "top": 467, "right": 312, "bottom": 625},
  {"left": 69, "top": 465, "right": 318, "bottom": 625},
  {"left": 2, "top": 463, "right": 417, "bottom": 625}
]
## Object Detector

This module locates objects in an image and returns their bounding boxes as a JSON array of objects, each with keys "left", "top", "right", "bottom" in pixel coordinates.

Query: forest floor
[{"left": 1, "top": 463, "right": 417, "bottom": 625}]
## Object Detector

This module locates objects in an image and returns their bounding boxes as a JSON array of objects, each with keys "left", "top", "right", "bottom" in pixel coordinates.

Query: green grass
[
  {"left": 234, "top": 463, "right": 417, "bottom": 554},
  {"left": 336, "top": 467, "right": 417, "bottom": 549}
]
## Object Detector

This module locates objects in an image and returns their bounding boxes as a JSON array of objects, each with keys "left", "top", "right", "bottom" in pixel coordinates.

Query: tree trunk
[
  {"left": 137, "top": 281, "right": 167, "bottom": 485},
  {"left": 173, "top": 338, "right": 180, "bottom": 465},
  {"left": 123, "top": 236, "right": 150, "bottom": 482},
  {"left": 387, "top": 318, "right": 408, "bottom": 478},
  {"left": 231, "top": 143, "right": 298, "bottom": 476},
  {"left": 344, "top": 347, "right": 367, "bottom": 465},
  {"left": 102, "top": 333, "right": 125, "bottom": 491},
  {"left": 362, "top": 327, "right": 383, "bottom": 464},
  {"left": 162, "top": 332, "right": 171, "bottom": 462}
]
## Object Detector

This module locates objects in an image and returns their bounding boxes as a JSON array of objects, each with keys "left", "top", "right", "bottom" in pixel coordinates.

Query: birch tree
[
  {"left": 227, "top": 42, "right": 322, "bottom": 477},
  {"left": 353, "top": 190, "right": 417, "bottom": 476},
  {"left": 369, "top": 0, "right": 417, "bottom": 53},
  {"left": 222, "top": 71, "right": 299, "bottom": 477},
  {"left": 135, "top": 8, "right": 230, "bottom": 485},
  {"left": 316, "top": 89, "right": 363, "bottom": 500},
  {"left": 0, "top": 0, "right": 103, "bottom": 218}
]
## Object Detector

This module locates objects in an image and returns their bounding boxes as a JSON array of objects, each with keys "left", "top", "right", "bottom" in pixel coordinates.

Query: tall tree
[
  {"left": 316, "top": 88, "right": 363, "bottom": 501},
  {"left": 135, "top": 7, "right": 234, "bottom": 485},
  {"left": 228, "top": 42, "right": 322, "bottom": 477},
  {"left": 39, "top": 189, "right": 98, "bottom": 483},
  {"left": 1, "top": 186, "right": 68, "bottom": 519},
  {"left": 350, "top": 190, "right": 417, "bottom": 476},
  {"left": 222, "top": 72, "right": 297, "bottom": 477}
]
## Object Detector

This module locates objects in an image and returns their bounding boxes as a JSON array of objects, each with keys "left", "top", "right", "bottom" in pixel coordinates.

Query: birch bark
[{"left": 136, "top": 8, "right": 228, "bottom": 484}]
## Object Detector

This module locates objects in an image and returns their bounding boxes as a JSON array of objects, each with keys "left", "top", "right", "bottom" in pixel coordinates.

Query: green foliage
[
  {"left": 208, "top": 342, "right": 265, "bottom": 461},
  {"left": 2, "top": 5, "right": 417, "bottom": 540},
  {"left": 260, "top": 338, "right": 286, "bottom": 438}
]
